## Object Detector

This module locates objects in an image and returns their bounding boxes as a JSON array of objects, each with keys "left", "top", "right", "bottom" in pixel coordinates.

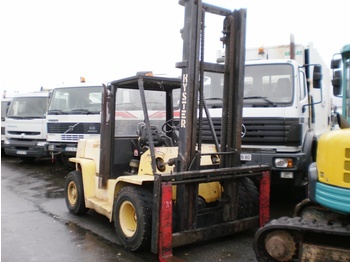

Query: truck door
[{"left": 299, "top": 69, "right": 309, "bottom": 134}]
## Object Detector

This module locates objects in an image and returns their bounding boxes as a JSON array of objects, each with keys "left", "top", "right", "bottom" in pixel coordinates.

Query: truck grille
[
  {"left": 201, "top": 117, "right": 301, "bottom": 146},
  {"left": 47, "top": 122, "right": 100, "bottom": 134},
  {"left": 242, "top": 117, "right": 301, "bottom": 146}
]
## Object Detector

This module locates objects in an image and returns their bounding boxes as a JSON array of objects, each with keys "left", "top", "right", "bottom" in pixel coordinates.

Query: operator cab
[{"left": 102, "top": 75, "right": 181, "bottom": 177}]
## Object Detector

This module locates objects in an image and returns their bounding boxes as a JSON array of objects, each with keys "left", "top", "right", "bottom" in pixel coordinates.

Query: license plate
[
  {"left": 280, "top": 172, "right": 293, "bottom": 179},
  {"left": 65, "top": 147, "right": 77, "bottom": 152},
  {"left": 240, "top": 153, "right": 252, "bottom": 161},
  {"left": 16, "top": 150, "right": 27, "bottom": 155}
]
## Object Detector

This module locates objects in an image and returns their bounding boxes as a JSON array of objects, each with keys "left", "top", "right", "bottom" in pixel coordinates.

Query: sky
[{"left": 0, "top": 0, "right": 349, "bottom": 96}]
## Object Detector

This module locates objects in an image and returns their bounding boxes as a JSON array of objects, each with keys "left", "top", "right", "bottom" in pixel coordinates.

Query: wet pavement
[
  {"left": 1, "top": 155, "right": 297, "bottom": 262},
  {"left": 2, "top": 186, "right": 128, "bottom": 262}
]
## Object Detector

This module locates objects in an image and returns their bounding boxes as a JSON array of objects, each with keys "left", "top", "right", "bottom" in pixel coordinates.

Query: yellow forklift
[{"left": 64, "top": 1, "right": 270, "bottom": 260}]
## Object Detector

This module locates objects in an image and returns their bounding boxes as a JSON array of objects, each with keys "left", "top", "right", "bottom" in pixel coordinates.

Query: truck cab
[
  {"left": 46, "top": 83, "right": 103, "bottom": 167},
  {"left": 206, "top": 42, "right": 331, "bottom": 198},
  {"left": 4, "top": 92, "right": 49, "bottom": 161},
  {"left": 241, "top": 58, "right": 318, "bottom": 191},
  {"left": 1, "top": 98, "right": 11, "bottom": 153}
]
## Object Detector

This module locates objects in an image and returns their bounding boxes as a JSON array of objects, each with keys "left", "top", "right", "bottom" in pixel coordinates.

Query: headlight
[
  {"left": 48, "top": 144, "right": 55, "bottom": 151},
  {"left": 36, "top": 141, "right": 47, "bottom": 147},
  {"left": 274, "top": 158, "right": 294, "bottom": 168}
]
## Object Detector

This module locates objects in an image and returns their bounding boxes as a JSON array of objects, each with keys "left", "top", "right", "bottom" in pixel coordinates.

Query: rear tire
[
  {"left": 114, "top": 186, "right": 153, "bottom": 251},
  {"left": 65, "top": 170, "right": 89, "bottom": 215}
]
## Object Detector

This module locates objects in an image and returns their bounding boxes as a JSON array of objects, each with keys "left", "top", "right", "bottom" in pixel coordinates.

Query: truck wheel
[
  {"left": 65, "top": 171, "right": 89, "bottom": 215},
  {"left": 114, "top": 186, "right": 153, "bottom": 251},
  {"left": 20, "top": 156, "right": 36, "bottom": 163},
  {"left": 292, "top": 185, "right": 307, "bottom": 202},
  {"left": 237, "top": 178, "right": 259, "bottom": 219}
]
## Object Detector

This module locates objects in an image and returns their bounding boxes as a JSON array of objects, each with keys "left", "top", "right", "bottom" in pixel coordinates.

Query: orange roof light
[
  {"left": 136, "top": 71, "right": 153, "bottom": 76},
  {"left": 258, "top": 46, "right": 265, "bottom": 55}
]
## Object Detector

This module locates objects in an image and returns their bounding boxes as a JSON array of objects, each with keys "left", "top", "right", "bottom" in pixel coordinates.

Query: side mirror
[
  {"left": 330, "top": 58, "right": 341, "bottom": 69},
  {"left": 312, "top": 65, "right": 322, "bottom": 89},
  {"left": 332, "top": 70, "right": 342, "bottom": 95}
]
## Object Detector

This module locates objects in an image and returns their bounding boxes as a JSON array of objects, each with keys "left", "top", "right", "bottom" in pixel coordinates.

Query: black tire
[
  {"left": 292, "top": 184, "right": 307, "bottom": 202},
  {"left": 20, "top": 156, "right": 36, "bottom": 163},
  {"left": 60, "top": 153, "right": 75, "bottom": 169},
  {"left": 65, "top": 170, "right": 89, "bottom": 215},
  {"left": 114, "top": 186, "right": 153, "bottom": 251},
  {"left": 237, "top": 177, "right": 259, "bottom": 219}
]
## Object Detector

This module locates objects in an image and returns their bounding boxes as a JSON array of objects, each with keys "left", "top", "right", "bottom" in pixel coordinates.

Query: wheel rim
[
  {"left": 265, "top": 231, "right": 296, "bottom": 261},
  {"left": 119, "top": 200, "right": 137, "bottom": 237},
  {"left": 67, "top": 181, "right": 78, "bottom": 206}
]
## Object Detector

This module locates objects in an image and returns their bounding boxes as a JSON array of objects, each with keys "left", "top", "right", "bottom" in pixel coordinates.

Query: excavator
[
  {"left": 64, "top": 1, "right": 270, "bottom": 261},
  {"left": 253, "top": 44, "right": 350, "bottom": 261}
]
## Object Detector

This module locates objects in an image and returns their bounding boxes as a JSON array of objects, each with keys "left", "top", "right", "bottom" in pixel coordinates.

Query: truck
[
  {"left": 64, "top": 1, "right": 271, "bottom": 260},
  {"left": 1, "top": 98, "right": 11, "bottom": 154},
  {"left": 4, "top": 91, "right": 50, "bottom": 161},
  {"left": 46, "top": 81, "right": 103, "bottom": 168},
  {"left": 253, "top": 44, "right": 350, "bottom": 261},
  {"left": 211, "top": 37, "right": 331, "bottom": 199}
]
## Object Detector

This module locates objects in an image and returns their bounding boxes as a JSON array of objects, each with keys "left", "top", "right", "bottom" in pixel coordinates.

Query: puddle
[{"left": 45, "top": 187, "right": 65, "bottom": 198}]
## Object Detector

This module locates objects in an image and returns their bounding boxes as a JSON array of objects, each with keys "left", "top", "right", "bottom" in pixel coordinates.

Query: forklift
[{"left": 64, "top": 1, "right": 270, "bottom": 260}]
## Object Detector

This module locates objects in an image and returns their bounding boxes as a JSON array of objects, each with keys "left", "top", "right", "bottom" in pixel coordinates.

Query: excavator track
[{"left": 253, "top": 216, "right": 350, "bottom": 262}]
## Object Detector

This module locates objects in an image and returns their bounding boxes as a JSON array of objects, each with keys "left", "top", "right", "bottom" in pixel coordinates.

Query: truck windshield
[
  {"left": 7, "top": 96, "right": 48, "bottom": 118},
  {"left": 48, "top": 86, "right": 103, "bottom": 114},
  {"left": 1, "top": 101, "right": 10, "bottom": 120},
  {"left": 244, "top": 64, "right": 293, "bottom": 106},
  {"left": 203, "top": 64, "right": 294, "bottom": 107}
]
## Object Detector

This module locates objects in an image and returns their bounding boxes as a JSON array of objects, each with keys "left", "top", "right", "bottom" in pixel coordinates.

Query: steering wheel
[{"left": 161, "top": 118, "right": 180, "bottom": 133}]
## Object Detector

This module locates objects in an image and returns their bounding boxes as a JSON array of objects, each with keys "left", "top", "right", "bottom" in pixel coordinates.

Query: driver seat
[{"left": 137, "top": 123, "right": 163, "bottom": 148}]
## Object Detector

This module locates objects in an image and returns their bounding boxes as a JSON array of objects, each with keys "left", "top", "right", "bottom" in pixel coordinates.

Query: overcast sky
[{"left": 1, "top": 0, "right": 349, "bottom": 95}]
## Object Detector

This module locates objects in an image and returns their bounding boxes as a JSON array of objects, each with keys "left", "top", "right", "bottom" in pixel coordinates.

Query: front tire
[
  {"left": 65, "top": 170, "right": 89, "bottom": 215},
  {"left": 114, "top": 186, "right": 153, "bottom": 251},
  {"left": 60, "top": 153, "right": 75, "bottom": 169},
  {"left": 237, "top": 177, "right": 259, "bottom": 219},
  {"left": 20, "top": 156, "right": 36, "bottom": 163}
]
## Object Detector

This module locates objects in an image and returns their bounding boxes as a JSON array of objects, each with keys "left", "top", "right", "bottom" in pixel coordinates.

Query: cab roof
[{"left": 110, "top": 75, "right": 181, "bottom": 91}]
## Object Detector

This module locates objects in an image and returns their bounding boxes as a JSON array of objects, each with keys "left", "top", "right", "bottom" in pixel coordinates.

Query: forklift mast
[{"left": 175, "top": 0, "right": 247, "bottom": 231}]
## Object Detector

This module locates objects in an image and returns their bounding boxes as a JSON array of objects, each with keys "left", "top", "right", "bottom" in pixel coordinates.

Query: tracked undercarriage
[{"left": 253, "top": 201, "right": 350, "bottom": 262}]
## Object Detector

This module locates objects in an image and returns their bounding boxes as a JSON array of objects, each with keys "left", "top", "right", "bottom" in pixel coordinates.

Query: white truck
[
  {"left": 46, "top": 83, "right": 103, "bottom": 168},
  {"left": 206, "top": 41, "right": 332, "bottom": 198},
  {"left": 4, "top": 92, "right": 50, "bottom": 161},
  {"left": 1, "top": 98, "right": 11, "bottom": 153}
]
